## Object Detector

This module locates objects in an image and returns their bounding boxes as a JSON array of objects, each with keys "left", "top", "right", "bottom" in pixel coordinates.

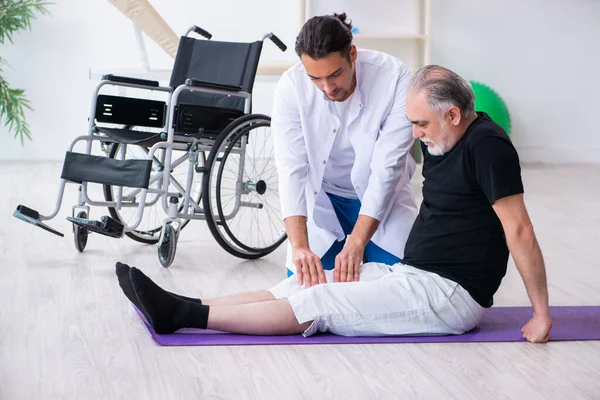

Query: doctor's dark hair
[{"left": 295, "top": 12, "right": 353, "bottom": 60}]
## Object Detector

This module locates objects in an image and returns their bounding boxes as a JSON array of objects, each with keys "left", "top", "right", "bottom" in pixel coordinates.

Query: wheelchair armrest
[
  {"left": 102, "top": 74, "right": 159, "bottom": 88},
  {"left": 185, "top": 78, "right": 242, "bottom": 92}
]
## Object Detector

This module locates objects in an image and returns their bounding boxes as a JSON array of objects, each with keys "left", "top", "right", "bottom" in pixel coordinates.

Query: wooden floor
[{"left": 1, "top": 161, "right": 599, "bottom": 400}]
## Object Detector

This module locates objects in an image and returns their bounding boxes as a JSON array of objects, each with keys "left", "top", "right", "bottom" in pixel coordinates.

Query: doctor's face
[
  {"left": 301, "top": 46, "right": 357, "bottom": 102},
  {"left": 406, "top": 89, "right": 454, "bottom": 156}
]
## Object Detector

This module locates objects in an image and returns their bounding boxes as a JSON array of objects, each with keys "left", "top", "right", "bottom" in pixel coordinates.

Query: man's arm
[
  {"left": 284, "top": 216, "right": 326, "bottom": 287},
  {"left": 492, "top": 193, "right": 552, "bottom": 343},
  {"left": 335, "top": 68, "right": 414, "bottom": 282},
  {"left": 271, "top": 74, "right": 309, "bottom": 220},
  {"left": 271, "top": 73, "right": 326, "bottom": 287}
]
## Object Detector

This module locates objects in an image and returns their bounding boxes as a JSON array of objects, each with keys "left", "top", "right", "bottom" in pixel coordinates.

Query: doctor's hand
[
  {"left": 334, "top": 239, "right": 364, "bottom": 283},
  {"left": 292, "top": 247, "right": 327, "bottom": 288}
]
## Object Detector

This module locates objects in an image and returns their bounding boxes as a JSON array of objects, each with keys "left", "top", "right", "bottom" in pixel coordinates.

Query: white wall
[
  {"left": 430, "top": 0, "right": 600, "bottom": 164},
  {"left": 1, "top": 0, "right": 599, "bottom": 164}
]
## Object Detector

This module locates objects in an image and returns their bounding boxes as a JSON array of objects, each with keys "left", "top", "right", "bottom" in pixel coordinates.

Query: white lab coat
[{"left": 271, "top": 49, "right": 418, "bottom": 272}]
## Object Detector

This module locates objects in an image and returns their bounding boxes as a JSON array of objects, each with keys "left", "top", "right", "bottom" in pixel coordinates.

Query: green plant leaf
[
  {"left": 0, "top": 1, "right": 52, "bottom": 44},
  {"left": 0, "top": 1, "right": 52, "bottom": 144}
]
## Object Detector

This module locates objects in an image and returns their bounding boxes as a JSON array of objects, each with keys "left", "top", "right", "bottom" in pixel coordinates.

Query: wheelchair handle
[
  {"left": 261, "top": 33, "right": 287, "bottom": 52},
  {"left": 185, "top": 25, "right": 213, "bottom": 40}
]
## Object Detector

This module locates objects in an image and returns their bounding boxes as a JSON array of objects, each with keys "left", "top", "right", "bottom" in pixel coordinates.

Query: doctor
[{"left": 272, "top": 12, "right": 418, "bottom": 287}]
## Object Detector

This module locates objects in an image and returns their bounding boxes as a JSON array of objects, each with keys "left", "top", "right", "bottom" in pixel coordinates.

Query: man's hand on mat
[
  {"left": 293, "top": 247, "right": 327, "bottom": 288},
  {"left": 334, "top": 239, "right": 363, "bottom": 283},
  {"left": 521, "top": 314, "right": 552, "bottom": 343}
]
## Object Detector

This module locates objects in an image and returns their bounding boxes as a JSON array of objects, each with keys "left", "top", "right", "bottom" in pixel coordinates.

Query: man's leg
[
  {"left": 126, "top": 266, "right": 310, "bottom": 334},
  {"left": 207, "top": 300, "right": 311, "bottom": 334},
  {"left": 124, "top": 262, "right": 480, "bottom": 337},
  {"left": 203, "top": 291, "right": 275, "bottom": 307},
  {"left": 208, "top": 265, "right": 402, "bottom": 335},
  {"left": 363, "top": 241, "right": 401, "bottom": 265},
  {"left": 284, "top": 263, "right": 483, "bottom": 337},
  {"left": 117, "top": 262, "right": 275, "bottom": 308}
]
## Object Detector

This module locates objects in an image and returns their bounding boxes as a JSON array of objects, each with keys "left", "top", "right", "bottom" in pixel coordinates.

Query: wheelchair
[{"left": 13, "top": 25, "right": 288, "bottom": 267}]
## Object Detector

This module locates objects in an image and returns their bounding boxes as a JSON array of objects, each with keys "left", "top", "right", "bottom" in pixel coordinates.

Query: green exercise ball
[{"left": 469, "top": 81, "right": 511, "bottom": 136}]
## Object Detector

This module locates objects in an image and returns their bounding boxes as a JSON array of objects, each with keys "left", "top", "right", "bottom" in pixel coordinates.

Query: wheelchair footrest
[
  {"left": 13, "top": 204, "right": 64, "bottom": 237},
  {"left": 66, "top": 215, "right": 124, "bottom": 238}
]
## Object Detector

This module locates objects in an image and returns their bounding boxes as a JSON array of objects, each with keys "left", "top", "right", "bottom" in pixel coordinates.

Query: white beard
[
  {"left": 421, "top": 120, "right": 450, "bottom": 156},
  {"left": 421, "top": 139, "right": 445, "bottom": 156}
]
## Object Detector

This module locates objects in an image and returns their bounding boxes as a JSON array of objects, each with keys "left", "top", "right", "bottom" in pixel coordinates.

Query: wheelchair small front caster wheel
[
  {"left": 73, "top": 211, "right": 89, "bottom": 252},
  {"left": 158, "top": 224, "right": 177, "bottom": 268}
]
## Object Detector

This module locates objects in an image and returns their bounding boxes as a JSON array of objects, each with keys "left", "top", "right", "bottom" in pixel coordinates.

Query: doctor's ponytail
[{"left": 332, "top": 12, "right": 353, "bottom": 33}]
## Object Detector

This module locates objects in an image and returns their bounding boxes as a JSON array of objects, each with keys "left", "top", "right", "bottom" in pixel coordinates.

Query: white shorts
[{"left": 268, "top": 262, "right": 485, "bottom": 337}]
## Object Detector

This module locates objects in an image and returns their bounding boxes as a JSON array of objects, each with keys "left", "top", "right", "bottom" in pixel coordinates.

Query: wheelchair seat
[{"left": 95, "top": 127, "right": 164, "bottom": 146}]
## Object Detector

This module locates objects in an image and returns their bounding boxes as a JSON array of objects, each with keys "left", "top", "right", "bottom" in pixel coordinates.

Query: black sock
[
  {"left": 129, "top": 267, "right": 210, "bottom": 334},
  {"left": 116, "top": 262, "right": 153, "bottom": 323},
  {"left": 115, "top": 262, "right": 202, "bottom": 304}
]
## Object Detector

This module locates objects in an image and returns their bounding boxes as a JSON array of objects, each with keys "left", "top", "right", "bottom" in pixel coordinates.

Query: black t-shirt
[{"left": 403, "top": 113, "right": 523, "bottom": 308}]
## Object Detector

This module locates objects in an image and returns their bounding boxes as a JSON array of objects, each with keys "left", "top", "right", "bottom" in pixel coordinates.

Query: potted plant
[{"left": 0, "top": 0, "right": 50, "bottom": 144}]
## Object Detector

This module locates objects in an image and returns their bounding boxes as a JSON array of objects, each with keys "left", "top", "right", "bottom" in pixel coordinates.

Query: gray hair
[{"left": 409, "top": 65, "right": 476, "bottom": 118}]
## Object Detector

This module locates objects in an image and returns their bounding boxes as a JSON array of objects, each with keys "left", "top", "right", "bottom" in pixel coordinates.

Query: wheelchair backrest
[
  {"left": 170, "top": 37, "right": 263, "bottom": 93},
  {"left": 169, "top": 37, "right": 263, "bottom": 113}
]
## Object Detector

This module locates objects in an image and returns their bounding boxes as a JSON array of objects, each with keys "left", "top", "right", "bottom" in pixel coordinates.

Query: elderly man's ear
[{"left": 447, "top": 106, "right": 462, "bottom": 126}]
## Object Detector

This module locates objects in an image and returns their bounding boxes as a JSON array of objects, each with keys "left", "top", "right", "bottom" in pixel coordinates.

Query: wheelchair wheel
[
  {"left": 73, "top": 211, "right": 89, "bottom": 252},
  {"left": 203, "top": 114, "right": 287, "bottom": 259},
  {"left": 103, "top": 140, "right": 205, "bottom": 244},
  {"left": 158, "top": 224, "right": 177, "bottom": 268}
]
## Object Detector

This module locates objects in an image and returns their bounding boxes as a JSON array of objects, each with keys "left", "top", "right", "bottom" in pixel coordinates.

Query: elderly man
[
  {"left": 116, "top": 65, "right": 552, "bottom": 343},
  {"left": 272, "top": 12, "right": 418, "bottom": 286}
]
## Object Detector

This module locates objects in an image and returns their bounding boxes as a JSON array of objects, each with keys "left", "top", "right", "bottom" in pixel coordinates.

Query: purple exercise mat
[{"left": 135, "top": 306, "right": 600, "bottom": 346}]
